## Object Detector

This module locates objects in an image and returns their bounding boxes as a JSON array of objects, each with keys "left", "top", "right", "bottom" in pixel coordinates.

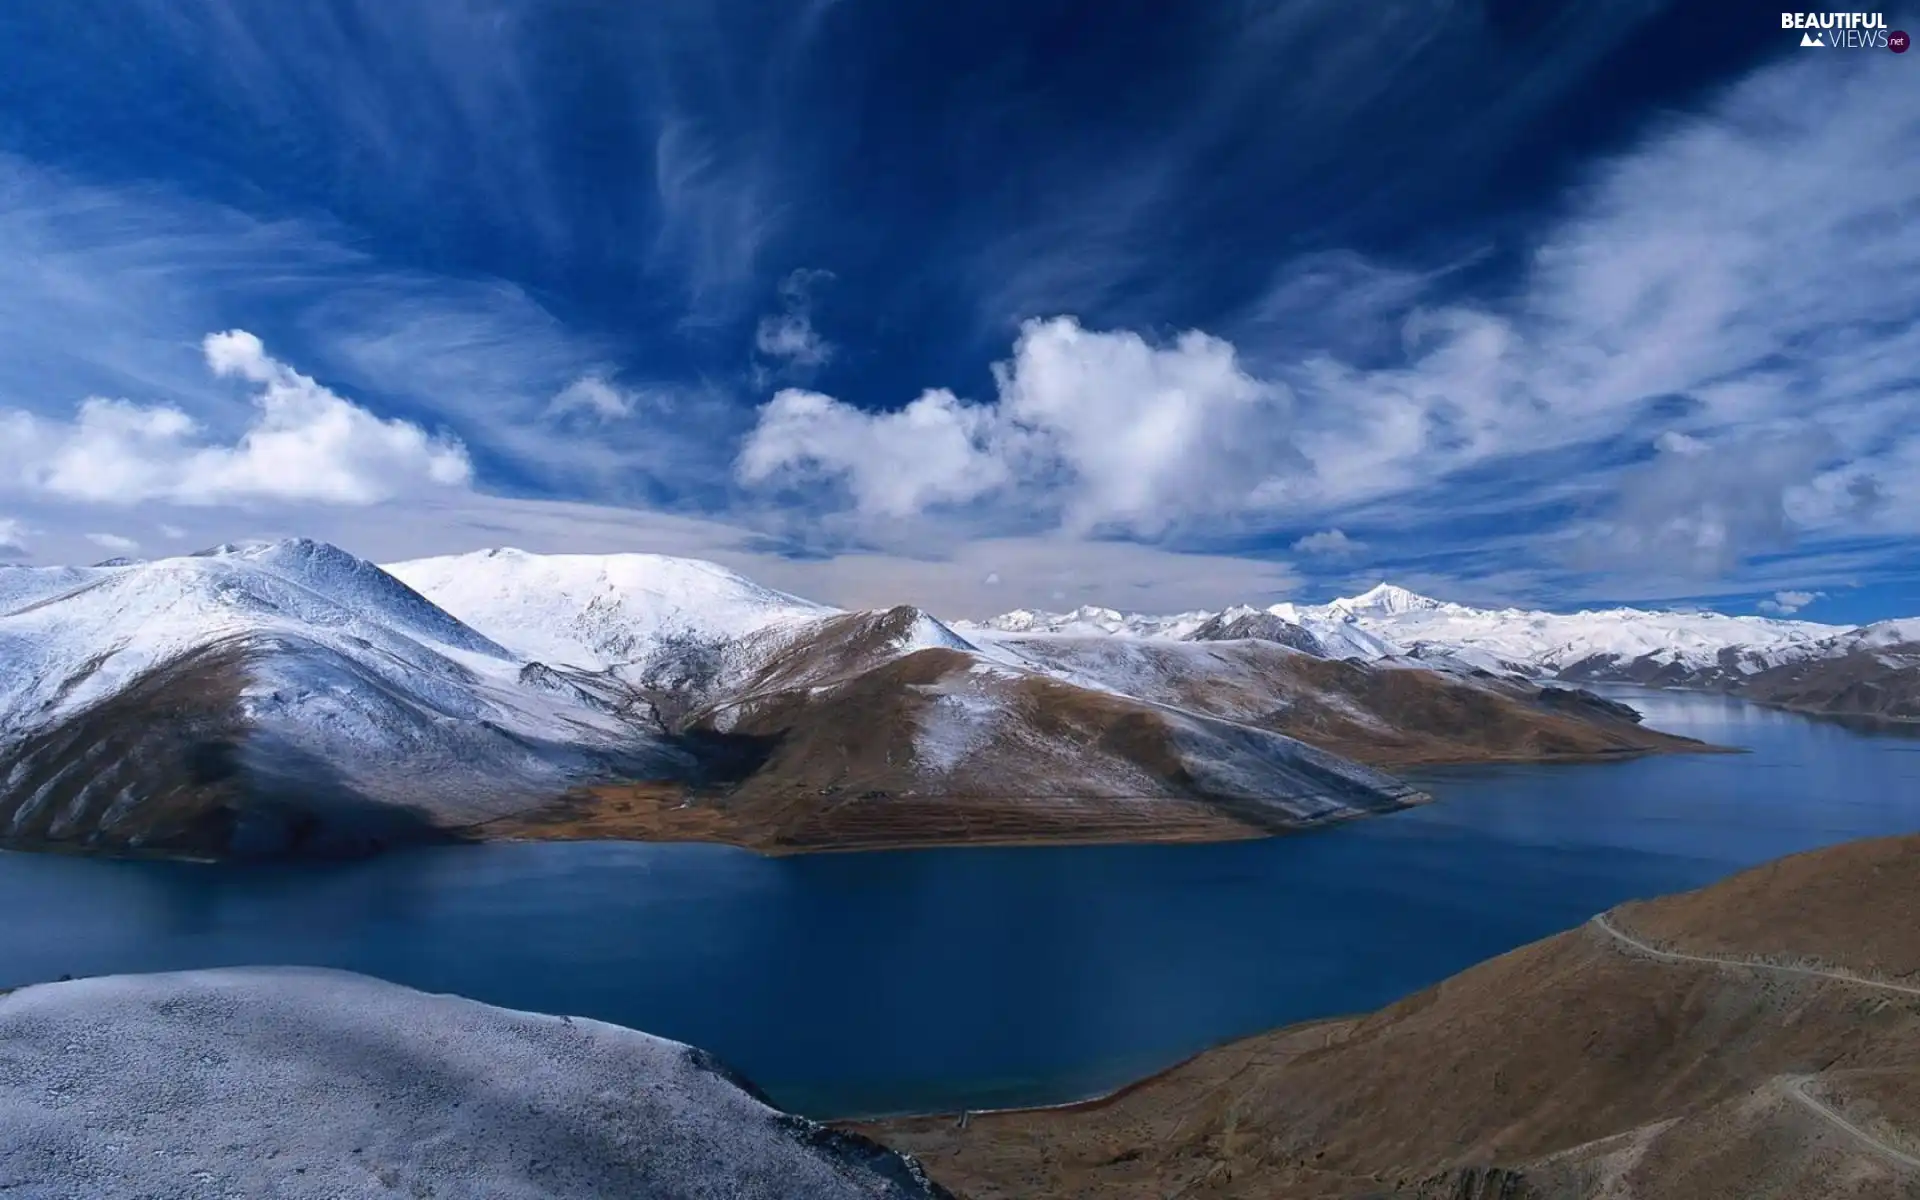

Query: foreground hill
[
  {"left": 857, "top": 834, "right": 1920, "bottom": 1199},
  {"left": 0, "top": 967, "right": 953, "bottom": 1200},
  {"left": 0, "top": 542, "right": 1709, "bottom": 860},
  {"left": 961, "top": 583, "right": 1920, "bottom": 723}
]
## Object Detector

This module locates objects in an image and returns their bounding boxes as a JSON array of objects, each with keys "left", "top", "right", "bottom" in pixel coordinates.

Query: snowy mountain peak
[
  {"left": 384, "top": 547, "right": 834, "bottom": 669},
  {"left": 1332, "top": 583, "right": 1447, "bottom": 615}
]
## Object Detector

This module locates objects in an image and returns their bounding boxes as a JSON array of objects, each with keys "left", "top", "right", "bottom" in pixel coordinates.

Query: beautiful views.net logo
[{"left": 1782, "top": 11, "right": 1909, "bottom": 50}]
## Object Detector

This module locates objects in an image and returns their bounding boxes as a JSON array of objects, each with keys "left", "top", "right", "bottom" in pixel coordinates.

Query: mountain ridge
[
  {"left": 0, "top": 543, "right": 1725, "bottom": 860},
  {"left": 956, "top": 581, "right": 1920, "bottom": 721}
]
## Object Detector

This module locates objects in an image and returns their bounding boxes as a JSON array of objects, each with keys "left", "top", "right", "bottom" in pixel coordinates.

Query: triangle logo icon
[{"left": 1800, "top": 30, "right": 1824, "bottom": 46}]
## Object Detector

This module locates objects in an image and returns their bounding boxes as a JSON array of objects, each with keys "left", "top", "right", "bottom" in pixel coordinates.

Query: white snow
[
  {"left": 0, "top": 564, "right": 104, "bottom": 615},
  {"left": 1854, "top": 618, "right": 1920, "bottom": 650},
  {"left": 0, "top": 967, "right": 944, "bottom": 1200},
  {"left": 910, "top": 683, "right": 1004, "bottom": 773},
  {"left": 0, "top": 541, "right": 683, "bottom": 820},
  {"left": 960, "top": 584, "right": 1857, "bottom": 678},
  {"left": 385, "top": 547, "right": 833, "bottom": 670}
]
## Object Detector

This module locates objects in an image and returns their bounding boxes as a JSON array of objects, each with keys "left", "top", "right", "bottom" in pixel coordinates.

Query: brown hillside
[{"left": 856, "top": 834, "right": 1920, "bottom": 1199}]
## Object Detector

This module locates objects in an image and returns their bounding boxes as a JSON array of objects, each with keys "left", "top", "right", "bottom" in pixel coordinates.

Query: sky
[{"left": 0, "top": 1, "right": 1916, "bottom": 625}]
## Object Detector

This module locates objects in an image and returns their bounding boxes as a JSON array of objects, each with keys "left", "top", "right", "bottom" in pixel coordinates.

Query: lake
[{"left": 2, "top": 689, "right": 1917, "bottom": 1118}]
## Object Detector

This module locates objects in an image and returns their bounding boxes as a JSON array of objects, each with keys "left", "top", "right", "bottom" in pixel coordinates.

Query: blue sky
[{"left": 0, "top": 1, "right": 1916, "bottom": 624}]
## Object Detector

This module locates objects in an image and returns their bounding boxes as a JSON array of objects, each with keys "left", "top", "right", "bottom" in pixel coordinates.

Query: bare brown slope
[
  {"left": 856, "top": 835, "right": 1920, "bottom": 1199},
  {"left": 1735, "top": 650, "right": 1920, "bottom": 724},
  {"left": 480, "top": 647, "right": 1424, "bottom": 852},
  {"left": 987, "top": 636, "right": 1714, "bottom": 767}
]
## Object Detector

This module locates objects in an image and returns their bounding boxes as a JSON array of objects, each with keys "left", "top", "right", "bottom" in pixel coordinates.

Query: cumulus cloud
[
  {"left": 85, "top": 532, "right": 139, "bottom": 553},
  {"left": 1758, "top": 589, "right": 1824, "bottom": 616},
  {"left": 1291, "top": 528, "right": 1362, "bottom": 557},
  {"left": 0, "top": 517, "right": 26, "bottom": 558},
  {"left": 0, "top": 331, "right": 471, "bottom": 507},
  {"left": 737, "top": 386, "right": 1012, "bottom": 517},
  {"left": 738, "top": 316, "right": 1296, "bottom": 535}
]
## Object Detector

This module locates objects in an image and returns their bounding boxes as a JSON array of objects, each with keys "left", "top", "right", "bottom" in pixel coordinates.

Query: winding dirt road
[{"left": 1593, "top": 910, "right": 1920, "bottom": 1172}]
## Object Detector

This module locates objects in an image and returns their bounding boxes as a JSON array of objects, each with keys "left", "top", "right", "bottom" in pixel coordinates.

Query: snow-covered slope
[
  {"left": 0, "top": 968, "right": 951, "bottom": 1200},
  {"left": 960, "top": 583, "right": 1853, "bottom": 685},
  {"left": 0, "top": 541, "right": 685, "bottom": 854},
  {"left": 385, "top": 547, "right": 832, "bottom": 670}
]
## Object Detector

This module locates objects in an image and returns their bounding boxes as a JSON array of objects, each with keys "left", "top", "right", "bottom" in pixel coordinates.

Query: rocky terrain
[
  {"left": 0, "top": 543, "right": 1710, "bottom": 861},
  {"left": 0, "top": 966, "right": 954, "bottom": 1199},
  {"left": 855, "top": 833, "right": 1920, "bottom": 1199}
]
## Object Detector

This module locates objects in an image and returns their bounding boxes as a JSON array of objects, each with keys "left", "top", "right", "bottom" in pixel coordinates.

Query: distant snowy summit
[{"left": 958, "top": 582, "right": 1920, "bottom": 721}]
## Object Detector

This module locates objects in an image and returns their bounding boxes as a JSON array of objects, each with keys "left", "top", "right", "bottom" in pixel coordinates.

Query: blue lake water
[{"left": 3, "top": 689, "right": 1917, "bottom": 1118}]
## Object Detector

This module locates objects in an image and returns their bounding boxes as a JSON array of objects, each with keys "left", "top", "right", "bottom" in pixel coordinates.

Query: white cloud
[
  {"left": 546, "top": 376, "right": 633, "bottom": 421},
  {"left": 0, "top": 331, "right": 470, "bottom": 507},
  {"left": 738, "top": 386, "right": 1012, "bottom": 517},
  {"left": 1576, "top": 430, "right": 1842, "bottom": 577},
  {"left": 85, "top": 532, "right": 139, "bottom": 553},
  {"left": 0, "top": 516, "right": 26, "bottom": 558},
  {"left": 652, "top": 118, "right": 774, "bottom": 323},
  {"left": 739, "top": 316, "right": 1296, "bottom": 535},
  {"left": 159, "top": 523, "right": 187, "bottom": 539},
  {"left": 738, "top": 48, "right": 1920, "bottom": 586},
  {"left": 1758, "top": 589, "right": 1825, "bottom": 615},
  {"left": 754, "top": 269, "right": 835, "bottom": 371},
  {"left": 1291, "top": 528, "right": 1362, "bottom": 557}
]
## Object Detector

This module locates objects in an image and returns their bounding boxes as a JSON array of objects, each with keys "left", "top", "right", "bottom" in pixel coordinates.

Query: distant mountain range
[
  {"left": 958, "top": 583, "right": 1920, "bottom": 723},
  {"left": 0, "top": 543, "right": 1722, "bottom": 860}
]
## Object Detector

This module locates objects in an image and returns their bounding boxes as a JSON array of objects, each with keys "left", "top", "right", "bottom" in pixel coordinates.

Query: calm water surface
[{"left": 3, "top": 689, "right": 1917, "bottom": 1117}]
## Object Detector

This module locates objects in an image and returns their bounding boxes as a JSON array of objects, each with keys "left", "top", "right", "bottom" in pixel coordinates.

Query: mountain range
[
  {"left": 960, "top": 583, "right": 1920, "bottom": 723},
  {"left": 0, "top": 542, "right": 1789, "bottom": 860}
]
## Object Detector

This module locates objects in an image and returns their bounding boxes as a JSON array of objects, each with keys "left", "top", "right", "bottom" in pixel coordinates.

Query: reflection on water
[{"left": 2, "top": 689, "right": 1917, "bottom": 1117}]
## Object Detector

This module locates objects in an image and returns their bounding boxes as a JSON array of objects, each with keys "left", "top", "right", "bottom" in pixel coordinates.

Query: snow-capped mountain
[
  {"left": 0, "top": 545, "right": 1739, "bottom": 861},
  {"left": 0, "top": 541, "right": 688, "bottom": 856},
  {"left": 959, "top": 583, "right": 1856, "bottom": 689}
]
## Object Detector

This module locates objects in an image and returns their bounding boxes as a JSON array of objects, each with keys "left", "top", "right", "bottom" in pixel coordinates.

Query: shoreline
[
  {"left": 831, "top": 1015, "right": 1361, "bottom": 1126},
  {"left": 0, "top": 736, "right": 1745, "bottom": 866}
]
